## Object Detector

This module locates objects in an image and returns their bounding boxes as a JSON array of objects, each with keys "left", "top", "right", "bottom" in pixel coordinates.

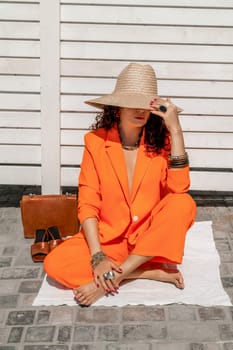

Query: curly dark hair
[{"left": 91, "top": 106, "right": 170, "bottom": 154}]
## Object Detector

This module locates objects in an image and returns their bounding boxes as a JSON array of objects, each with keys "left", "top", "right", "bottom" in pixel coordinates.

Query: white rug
[{"left": 33, "top": 221, "right": 232, "bottom": 307}]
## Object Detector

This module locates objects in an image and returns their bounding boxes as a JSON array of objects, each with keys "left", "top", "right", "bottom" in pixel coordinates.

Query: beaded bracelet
[{"left": 90, "top": 251, "right": 106, "bottom": 269}]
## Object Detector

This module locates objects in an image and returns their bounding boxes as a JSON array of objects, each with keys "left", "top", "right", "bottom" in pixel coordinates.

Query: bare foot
[
  {"left": 153, "top": 268, "right": 184, "bottom": 289},
  {"left": 73, "top": 282, "right": 106, "bottom": 306},
  {"left": 73, "top": 265, "right": 184, "bottom": 306},
  {"left": 127, "top": 263, "right": 184, "bottom": 289}
]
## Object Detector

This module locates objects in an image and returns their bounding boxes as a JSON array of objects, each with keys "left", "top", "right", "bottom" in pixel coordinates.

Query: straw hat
[{"left": 85, "top": 63, "right": 158, "bottom": 110}]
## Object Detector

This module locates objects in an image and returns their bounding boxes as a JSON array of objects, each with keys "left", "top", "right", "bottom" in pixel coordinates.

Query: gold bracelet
[{"left": 168, "top": 152, "right": 188, "bottom": 161}]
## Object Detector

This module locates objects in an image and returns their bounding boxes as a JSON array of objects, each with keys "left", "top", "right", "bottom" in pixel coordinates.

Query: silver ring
[{"left": 103, "top": 271, "right": 115, "bottom": 280}]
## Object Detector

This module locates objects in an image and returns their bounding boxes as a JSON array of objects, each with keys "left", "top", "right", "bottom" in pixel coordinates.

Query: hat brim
[{"left": 85, "top": 93, "right": 158, "bottom": 110}]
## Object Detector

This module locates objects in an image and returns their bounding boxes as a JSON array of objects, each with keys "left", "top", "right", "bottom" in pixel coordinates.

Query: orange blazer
[{"left": 78, "top": 126, "right": 190, "bottom": 243}]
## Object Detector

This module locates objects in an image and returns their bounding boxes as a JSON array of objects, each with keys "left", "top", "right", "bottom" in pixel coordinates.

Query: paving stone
[
  {"left": 24, "top": 326, "right": 55, "bottom": 342},
  {"left": 122, "top": 306, "right": 165, "bottom": 321},
  {"left": 0, "top": 267, "right": 40, "bottom": 279},
  {"left": 215, "top": 241, "right": 231, "bottom": 252},
  {"left": 220, "top": 263, "right": 233, "bottom": 276},
  {"left": 7, "top": 326, "right": 23, "bottom": 343},
  {"left": 24, "top": 346, "right": 69, "bottom": 350},
  {"left": 198, "top": 307, "right": 228, "bottom": 321},
  {"left": 168, "top": 306, "right": 197, "bottom": 321},
  {"left": 76, "top": 307, "right": 120, "bottom": 323},
  {"left": 18, "top": 280, "right": 42, "bottom": 294},
  {"left": 219, "top": 324, "right": 233, "bottom": 340},
  {"left": 97, "top": 325, "right": 120, "bottom": 341},
  {"left": 189, "top": 344, "right": 221, "bottom": 350},
  {"left": 223, "top": 343, "right": 233, "bottom": 350},
  {"left": 0, "top": 327, "right": 9, "bottom": 345},
  {"left": 0, "top": 257, "right": 12, "bottom": 267},
  {"left": 168, "top": 322, "right": 219, "bottom": 341},
  {"left": 6, "top": 310, "right": 35, "bottom": 325},
  {"left": 151, "top": 344, "right": 187, "bottom": 350},
  {"left": 13, "top": 247, "right": 35, "bottom": 266},
  {"left": 0, "top": 310, "right": 6, "bottom": 325},
  {"left": 122, "top": 323, "right": 167, "bottom": 340},
  {"left": 222, "top": 278, "right": 233, "bottom": 288},
  {"left": 219, "top": 252, "right": 233, "bottom": 263},
  {"left": 213, "top": 229, "right": 229, "bottom": 240},
  {"left": 0, "top": 280, "right": 19, "bottom": 294},
  {"left": 58, "top": 326, "right": 72, "bottom": 342},
  {"left": 0, "top": 295, "right": 18, "bottom": 309},
  {"left": 73, "top": 325, "right": 96, "bottom": 342},
  {"left": 36, "top": 310, "right": 50, "bottom": 324},
  {"left": 2, "top": 247, "right": 19, "bottom": 256},
  {"left": 105, "top": 344, "right": 151, "bottom": 350},
  {"left": 51, "top": 307, "right": 74, "bottom": 324},
  {"left": 18, "top": 294, "right": 37, "bottom": 307},
  {"left": 72, "top": 345, "right": 95, "bottom": 350}
]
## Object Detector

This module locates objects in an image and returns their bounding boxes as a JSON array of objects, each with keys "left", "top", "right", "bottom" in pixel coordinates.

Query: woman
[{"left": 44, "top": 63, "right": 196, "bottom": 306}]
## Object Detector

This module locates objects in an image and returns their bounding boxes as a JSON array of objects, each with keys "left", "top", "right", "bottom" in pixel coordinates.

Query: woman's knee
[{"left": 169, "top": 193, "right": 196, "bottom": 219}]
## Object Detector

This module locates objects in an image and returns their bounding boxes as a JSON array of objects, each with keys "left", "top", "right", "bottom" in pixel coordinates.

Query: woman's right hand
[{"left": 93, "top": 257, "right": 122, "bottom": 294}]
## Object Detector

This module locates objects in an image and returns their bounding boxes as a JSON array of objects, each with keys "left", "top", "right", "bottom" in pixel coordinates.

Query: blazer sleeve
[
  {"left": 160, "top": 155, "right": 191, "bottom": 195},
  {"left": 77, "top": 133, "right": 101, "bottom": 224}
]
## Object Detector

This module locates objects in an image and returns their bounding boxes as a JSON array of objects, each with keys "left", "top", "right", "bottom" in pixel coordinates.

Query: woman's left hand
[{"left": 150, "top": 98, "right": 182, "bottom": 134}]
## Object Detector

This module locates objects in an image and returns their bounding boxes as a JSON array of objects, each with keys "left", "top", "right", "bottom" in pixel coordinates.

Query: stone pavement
[{"left": 0, "top": 206, "right": 233, "bottom": 350}]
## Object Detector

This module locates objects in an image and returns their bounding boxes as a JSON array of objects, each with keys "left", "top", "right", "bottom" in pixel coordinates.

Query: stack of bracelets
[
  {"left": 90, "top": 251, "right": 106, "bottom": 269},
  {"left": 168, "top": 152, "right": 189, "bottom": 168}
]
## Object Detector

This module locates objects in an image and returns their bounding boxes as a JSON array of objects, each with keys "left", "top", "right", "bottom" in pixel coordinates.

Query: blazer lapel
[
  {"left": 105, "top": 128, "right": 130, "bottom": 205},
  {"left": 130, "top": 141, "right": 152, "bottom": 203}
]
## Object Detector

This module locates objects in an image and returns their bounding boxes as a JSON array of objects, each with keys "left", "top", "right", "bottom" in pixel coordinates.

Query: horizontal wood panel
[
  {"left": 61, "top": 129, "right": 86, "bottom": 145},
  {"left": 0, "top": 145, "right": 41, "bottom": 163},
  {"left": 61, "top": 42, "right": 233, "bottom": 63},
  {"left": 61, "top": 60, "right": 233, "bottom": 81},
  {"left": 183, "top": 132, "right": 233, "bottom": 149},
  {"left": 4, "top": 0, "right": 39, "bottom": 2},
  {"left": 61, "top": 113, "right": 95, "bottom": 129},
  {"left": 188, "top": 149, "right": 233, "bottom": 168},
  {"left": 0, "top": 166, "right": 41, "bottom": 185},
  {"left": 179, "top": 116, "right": 233, "bottom": 132},
  {"left": 0, "top": 93, "right": 40, "bottom": 110},
  {"left": 61, "top": 23, "right": 233, "bottom": 45},
  {"left": 0, "top": 22, "right": 39, "bottom": 39},
  {"left": 61, "top": 77, "right": 233, "bottom": 98},
  {"left": 0, "top": 129, "right": 41, "bottom": 145},
  {"left": 0, "top": 111, "right": 40, "bottom": 128},
  {"left": 0, "top": 58, "right": 40, "bottom": 75},
  {"left": 61, "top": 5, "right": 233, "bottom": 26},
  {"left": 61, "top": 146, "right": 83, "bottom": 165},
  {"left": 60, "top": 129, "right": 233, "bottom": 149},
  {"left": 61, "top": 167, "right": 233, "bottom": 191},
  {"left": 61, "top": 96, "right": 233, "bottom": 116},
  {"left": 0, "top": 40, "right": 39, "bottom": 57},
  {"left": 0, "top": 3, "right": 39, "bottom": 21},
  {"left": 61, "top": 114, "right": 233, "bottom": 133},
  {"left": 61, "top": 0, "right": 233, "bottom": 7},
  {"left": 0, "top": 76, "right": 40, "bottom": 92},
  {"left": 61, "top": 146, "right": 233, "bottom": 168},
  {"left": 190, "top": 172, "right": 233, "bottom": 191}
]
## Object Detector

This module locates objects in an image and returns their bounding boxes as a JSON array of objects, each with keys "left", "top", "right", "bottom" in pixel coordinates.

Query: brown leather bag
[{"left": 20, "top": 193, "right": 79, "bottom": 238}]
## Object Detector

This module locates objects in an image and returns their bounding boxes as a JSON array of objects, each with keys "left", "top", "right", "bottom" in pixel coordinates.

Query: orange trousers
[{"left": 44, "top": 193, "right": 196, "bottom": 288}]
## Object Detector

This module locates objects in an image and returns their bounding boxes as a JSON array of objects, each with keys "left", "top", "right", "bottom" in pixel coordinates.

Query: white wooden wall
[{"left": 0, "top": 0, "right": 233, "bottom": 193}]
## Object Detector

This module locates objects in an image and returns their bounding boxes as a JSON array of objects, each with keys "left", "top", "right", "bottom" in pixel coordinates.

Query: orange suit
[{"left": 44, "top": 126, "right": 196, "bottom": 288}]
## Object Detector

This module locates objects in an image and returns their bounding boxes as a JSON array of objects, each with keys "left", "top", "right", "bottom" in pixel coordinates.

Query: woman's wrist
[{"left": 90, "top": 251, "right": 106, "bottom": 269}]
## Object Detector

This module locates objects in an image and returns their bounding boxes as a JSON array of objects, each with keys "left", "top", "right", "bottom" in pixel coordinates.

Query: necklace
[{"left": 118, "top": 129, "right": 142, "bottom": 151}]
